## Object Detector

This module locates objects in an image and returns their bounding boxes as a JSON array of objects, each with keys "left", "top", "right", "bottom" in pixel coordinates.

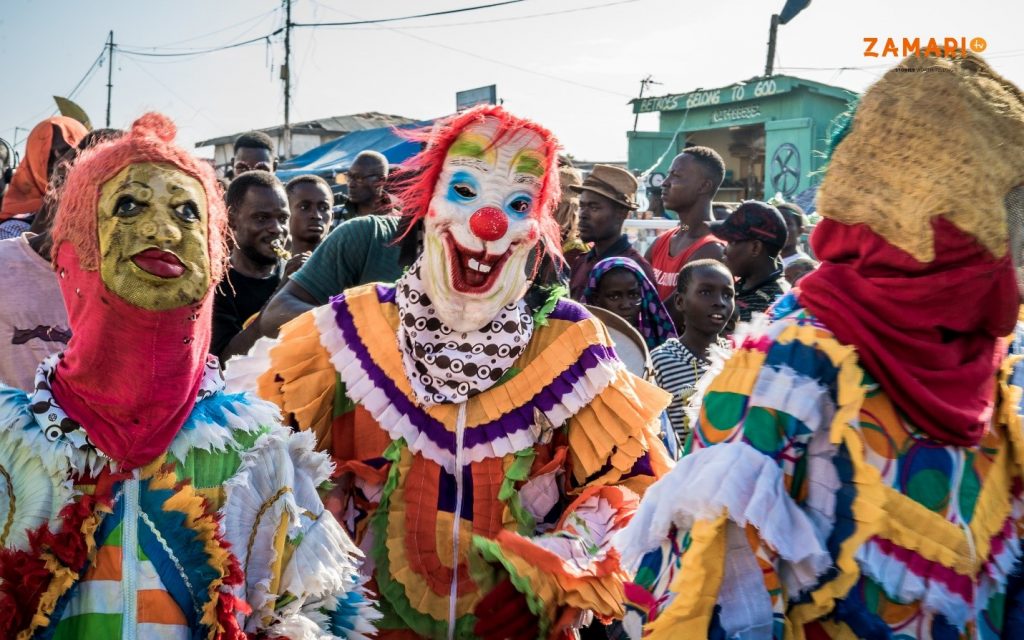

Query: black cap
[{"left": 709, "top": 200, "right": 788, "bottom": 248}]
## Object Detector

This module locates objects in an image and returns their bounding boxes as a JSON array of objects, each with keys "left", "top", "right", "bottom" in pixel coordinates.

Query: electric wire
[
  {"left": 118, "top": 7, "right": 280, "bottom": 50},
  {"left": 117, "top": 30, "right": 284, "bottom": 58},
  {"left": 291, "top": 0, "right": 527, "bottom": 27},
  {"left": 324, "top": 0, "right": 641, "bottom": 31}
]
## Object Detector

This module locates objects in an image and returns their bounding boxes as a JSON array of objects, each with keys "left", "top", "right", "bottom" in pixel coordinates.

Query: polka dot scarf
[{"left": 395, "top": 260, "right": 534, "bottom": 407}]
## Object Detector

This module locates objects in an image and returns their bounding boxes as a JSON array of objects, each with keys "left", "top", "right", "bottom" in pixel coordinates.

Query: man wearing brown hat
[{"left": 568, "top": 164, "right": 657, "bottom": 299}]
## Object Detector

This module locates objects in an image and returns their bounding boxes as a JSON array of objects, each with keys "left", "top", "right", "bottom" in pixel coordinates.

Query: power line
[
  {"left": 122, "top": 55, "right": 226, "bottom": 130},
  {"left": 291, "top": 0, "right": 528, "bottom": 28},
  {"left": 117, "top": 30, "right": 283, "bottom": 58},
  {"left": 329, "top": 0, "right": 642, "bottom": 31},
  {"left": 118, "top": 7, "right": 280, "bottom": 50},
  {"left": 319, "top": 5, "right": 633, "bottom": 99},
  {"left": 67, "top": 47, "right": 107, "bottom": 99}
]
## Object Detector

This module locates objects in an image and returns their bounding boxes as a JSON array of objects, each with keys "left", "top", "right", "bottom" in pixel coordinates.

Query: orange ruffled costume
[{"left": 245, "top": 282, "right": 673, "bottom": 639}]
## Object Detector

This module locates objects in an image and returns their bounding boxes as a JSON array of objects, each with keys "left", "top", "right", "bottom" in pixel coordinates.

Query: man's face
[
  {"left": 288, "top": 181, "right": 333, "bottom": 247},
  {"left": 723, "top": 238, "right": 759, "bottom": 280},
  {"left": 422, "top": 116, "right": 547, "bottom": 332},
  {"left": 346, "top": 158, "right": 387, "bottom": 206},
  {"left": 578, "top": 191, "right": 626, "bottom": 244},
  {"left": 662, "top": 154, "right": 708, "bottom": 213},
  {"left": 233, "top": 146, "right": 275, "bottom": 176},
  {"left": 783, "top": 211, "right": 803, "bottom": 252},
  {"left": 231, "top": 184, "right": 290, "bottom": 265},
  {"left": 97, "top": 162, "right": 210, "bottom": 311}
]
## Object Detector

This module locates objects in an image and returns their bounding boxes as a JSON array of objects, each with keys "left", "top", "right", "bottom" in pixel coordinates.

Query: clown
[
  {"left": 228, "top": 106, "right": 673, "bottom": 639},
  {"left": 0, "top": 114, "right": 376, "bottom": 639},
  {"left": 613, "top": 54, "right": 1024, "bottom": 638}
]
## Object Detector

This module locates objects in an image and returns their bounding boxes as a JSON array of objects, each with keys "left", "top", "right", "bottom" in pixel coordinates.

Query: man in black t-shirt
[{"left": 211, "top": 171, "right": 291, "bottom": 361}]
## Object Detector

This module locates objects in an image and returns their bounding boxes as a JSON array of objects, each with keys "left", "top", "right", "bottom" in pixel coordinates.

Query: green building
[{"left": 628, "top": 76, "right": 857, "bottom": 205}]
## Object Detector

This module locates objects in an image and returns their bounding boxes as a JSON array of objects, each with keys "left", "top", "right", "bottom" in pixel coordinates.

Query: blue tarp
[{"left": 275, "top": 120, "right": 430, "bottom": 182}]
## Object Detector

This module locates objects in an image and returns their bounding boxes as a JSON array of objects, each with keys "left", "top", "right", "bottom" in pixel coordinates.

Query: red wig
[
  {"left": 52, "top": 112, "right": 229, "bottom": 287},
  {"left": 395, "top": 105, "right": 563, "bottom": 260}
]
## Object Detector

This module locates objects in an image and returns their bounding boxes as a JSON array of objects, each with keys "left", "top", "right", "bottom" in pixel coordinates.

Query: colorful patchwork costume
[
  {"left": 228, "top": 106, "right": 673, "bottom": 639},
  {"left": 613, "top": 54, "right": 1024, "bottom": 639},
  {"left": 0, "top": 114, "right": 376, "bottom": 639}
]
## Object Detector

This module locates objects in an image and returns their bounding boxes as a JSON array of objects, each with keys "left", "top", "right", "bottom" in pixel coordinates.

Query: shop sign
[{"left": 710, "top": 104, "right": 762, "bottom": 123}]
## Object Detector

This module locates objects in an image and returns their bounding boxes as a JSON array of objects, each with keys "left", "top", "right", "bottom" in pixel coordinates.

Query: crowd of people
[{"left": 2, "top": 50, "right": 1024, "bottom": 640}]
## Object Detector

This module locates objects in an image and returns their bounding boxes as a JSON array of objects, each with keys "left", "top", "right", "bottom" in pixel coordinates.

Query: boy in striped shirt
[{"left": 650, "top": 259, "right": 734, "bottom": 447}]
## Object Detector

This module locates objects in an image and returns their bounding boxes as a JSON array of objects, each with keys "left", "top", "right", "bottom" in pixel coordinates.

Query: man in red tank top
[{"left": 646, "top": 147, "right": 727, "bottom": 305}]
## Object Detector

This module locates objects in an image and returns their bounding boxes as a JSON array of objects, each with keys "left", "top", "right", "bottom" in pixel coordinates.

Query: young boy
[
  {"left": 650, "top": 259, "right": 735, "bottom": 446},
  {"left": 711, "top": 200, "right": 790, "bottom": 323}
]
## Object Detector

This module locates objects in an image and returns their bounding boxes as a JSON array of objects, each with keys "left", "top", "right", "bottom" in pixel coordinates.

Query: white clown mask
[{"left": 421, "top": 117, "right": 548, "bottom": 332}]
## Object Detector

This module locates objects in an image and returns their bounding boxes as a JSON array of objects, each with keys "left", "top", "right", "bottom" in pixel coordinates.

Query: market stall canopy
[{"left": 275, "top": 120, "right": 432, "bottom": 182}]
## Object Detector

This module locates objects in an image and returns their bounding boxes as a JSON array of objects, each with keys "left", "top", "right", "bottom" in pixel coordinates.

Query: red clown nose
[{"left": 469, "top": 206, "right": 508, "bottom": 241}]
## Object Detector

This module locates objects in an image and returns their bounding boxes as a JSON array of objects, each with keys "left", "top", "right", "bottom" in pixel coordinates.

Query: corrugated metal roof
[{"left": 194, "top": 112, "right": 416, "bottom": 148}]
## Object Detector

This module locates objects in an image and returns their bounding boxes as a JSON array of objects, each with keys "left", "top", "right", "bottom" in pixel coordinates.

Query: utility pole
[
  {"left": 632, "top": 76, "right": 661, "bottom": 133},
  {"left": 765, "top": 14, "right": 779, "bottom": 77},
  {"left": 282, "top": 0, "right": 292, "bottom": 159},
  {"left": 106, "top": 30, "right": 115, "bottom": 127}
]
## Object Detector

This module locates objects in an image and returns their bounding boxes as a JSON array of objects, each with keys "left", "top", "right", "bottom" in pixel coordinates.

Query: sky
[{"left": 2, "top": 0, "right": 1022, "bottom": 161}]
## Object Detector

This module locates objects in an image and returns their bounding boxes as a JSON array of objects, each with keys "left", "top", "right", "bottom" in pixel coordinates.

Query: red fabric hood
[
  {"left": 797, "top": 217, "right": 1019, "bottom": 447},
  {"left": 49, "top": 243, "right": 211, "bottom": 469}
]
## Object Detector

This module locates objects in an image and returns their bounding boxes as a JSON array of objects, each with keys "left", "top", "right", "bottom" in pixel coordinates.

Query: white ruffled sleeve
[{"left": 221, "top": 426, "right": 380, "bottom": 639}]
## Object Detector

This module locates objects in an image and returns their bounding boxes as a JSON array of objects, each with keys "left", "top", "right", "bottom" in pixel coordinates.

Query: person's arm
[
  {"left": 689, "top": 240, "right": 725, "bottom": 263},
  {"left": 221, "top": 255, "right": 311, "bottom": 360},
  {"left": 258, "top": 218, "right": 380, "bottom": 339},
  {"left": 258, "top": 278, "right": 320, "bottom": 339}
]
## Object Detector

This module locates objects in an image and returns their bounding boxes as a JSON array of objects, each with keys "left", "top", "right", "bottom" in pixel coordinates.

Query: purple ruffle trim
[
  {"left": 331, "top": 291, "right": 619, "bottom": 455},
  {"left": 547, "top": 298, "right": 592, "bottom": 324}
]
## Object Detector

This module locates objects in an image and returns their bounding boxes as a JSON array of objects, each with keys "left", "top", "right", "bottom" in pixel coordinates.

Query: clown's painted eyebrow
[
  {"left": 447, "top": 133, "right": 497, "bottom": 171},
  {"left": 512, "top": 150, "right": 545, "bottom": 179}
]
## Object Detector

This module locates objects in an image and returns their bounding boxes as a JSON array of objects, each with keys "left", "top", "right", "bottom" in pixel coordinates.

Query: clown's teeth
[{"left": 468, "top": 258, "right": 492, "bottom": 274}]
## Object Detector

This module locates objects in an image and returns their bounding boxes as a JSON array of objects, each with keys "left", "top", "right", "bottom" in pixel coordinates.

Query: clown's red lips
[
  {"left": 132, "top": 247, "right": 186, "bottom": 278},
  {"left": 444, "top": 233, "right": 513, "bottom": 293}
]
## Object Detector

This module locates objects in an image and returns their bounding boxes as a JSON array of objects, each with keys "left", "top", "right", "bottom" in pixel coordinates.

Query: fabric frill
[
  {"left": 255, "top": 283, "right": 670, "bottom": 482},
  {"left": 221, "top": 427, "right": 380, "bottom": 638}
]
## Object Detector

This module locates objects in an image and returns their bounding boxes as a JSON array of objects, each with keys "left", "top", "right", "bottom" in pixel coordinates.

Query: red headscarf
[
  {"left": 1, "top": 116, "right": 88, "bottom": 219},
  {"left": 797, "top": 217, "right": 1018, "bottom": 446},
  {"left": 49, "top": 113, "right": 228, "bottom": 469}
]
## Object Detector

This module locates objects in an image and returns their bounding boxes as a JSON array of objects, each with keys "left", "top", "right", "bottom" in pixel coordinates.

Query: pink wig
[
  {"left": 52, "top": 112, "right": 229, "bottom": 286},
  {"left": 395, "top": 105, "right": 563, "bottom": 259}
]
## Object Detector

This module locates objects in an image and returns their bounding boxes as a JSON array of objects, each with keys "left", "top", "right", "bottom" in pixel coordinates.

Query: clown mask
[
  {"left": 422, "top": 117, "right": 547, "bottom": 332},
  {"left": 97, "top": 162, "right": 210, "bottom": 310}
]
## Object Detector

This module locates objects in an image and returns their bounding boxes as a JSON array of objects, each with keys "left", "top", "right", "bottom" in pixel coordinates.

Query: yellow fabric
[
  {"left": 645, "top": 514, "right": 728, "bottom": 639},
  {"left": 258, "top": 311, "right": 336, "bottom": 446},
  {"left": 266, "top": 513, "right": 291, "bottom": 603},
  {"left": 567, "top": 369, "right": 669, "bottom": 485}
]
